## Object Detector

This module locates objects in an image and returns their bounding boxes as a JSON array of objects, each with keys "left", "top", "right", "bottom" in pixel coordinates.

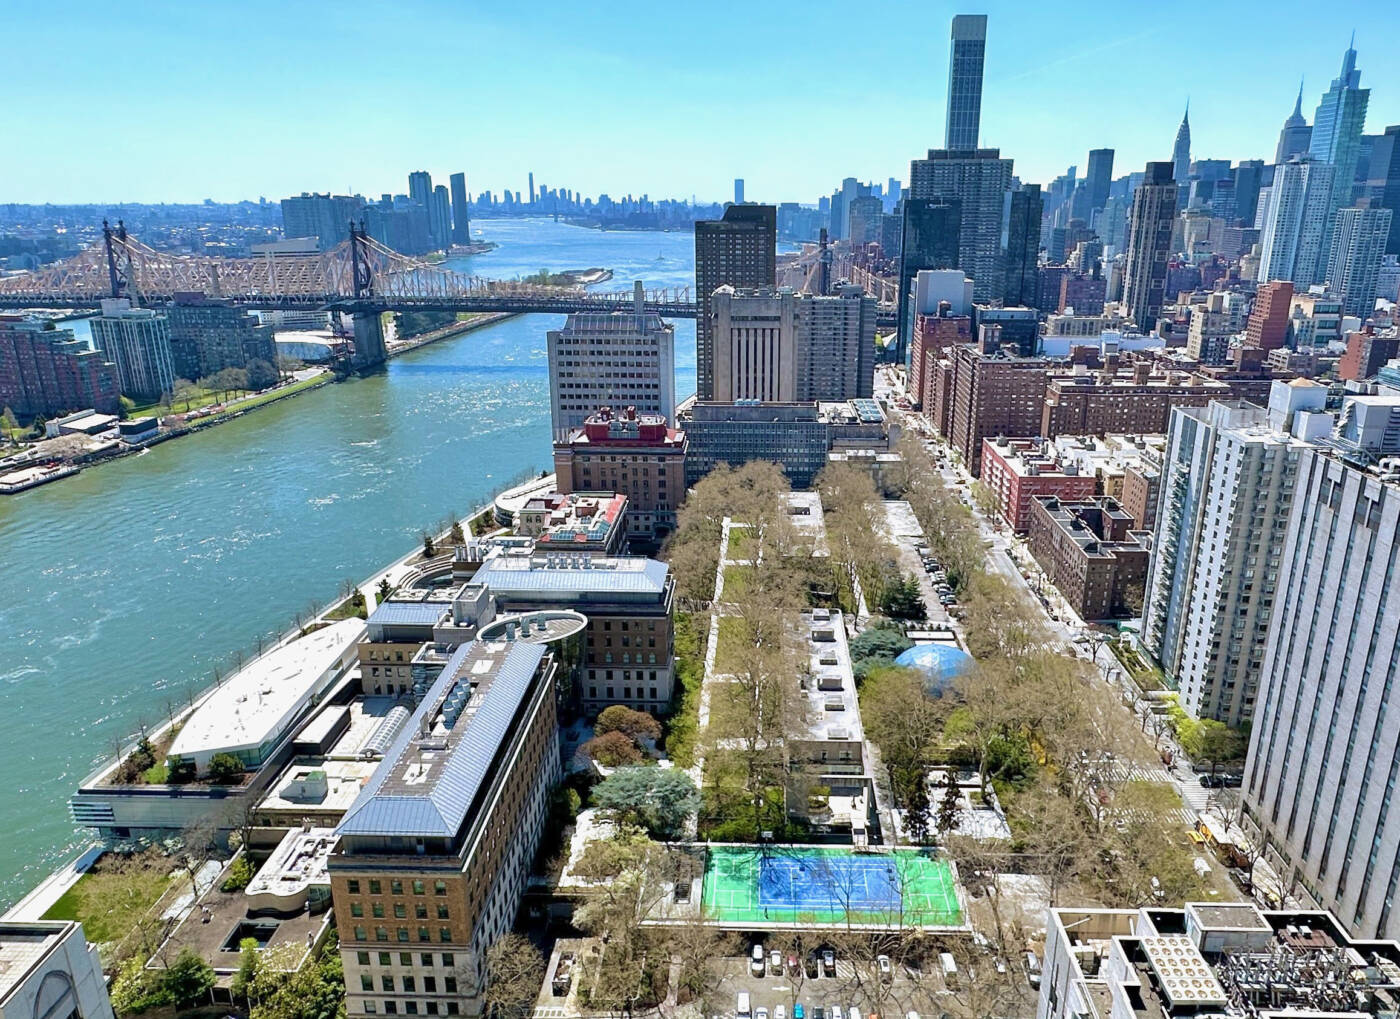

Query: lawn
[
  {"left": 43, "top": 854, "right": 173, "bottom": 944},
  {"left": 713, "top": 617, "right": 753, "bottom": 674},
  {"left": 325, "top": 590, "right": 368, "bottom": 620},
  {"left": 1110, "top": 639, "right": 1168, "bottom": 691},
  {"left": 187, "top": 374, "right": 328, "bottom": 426},
  {"left": 726, "top": 526, "right": 755, "bottom": 561},
  {"left": 720, "top": 564, "right": 752, "bottom": 599}
]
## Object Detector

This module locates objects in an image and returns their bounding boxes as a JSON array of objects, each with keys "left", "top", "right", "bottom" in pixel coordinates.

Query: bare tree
[{"left": 484, "top": 933, "right": 547, "bottom": 1019}]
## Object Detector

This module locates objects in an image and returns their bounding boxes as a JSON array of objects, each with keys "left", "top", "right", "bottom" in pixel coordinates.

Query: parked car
[
  {"left": 822, "top": 949, "right": 836, "bottom": 976},
  {"left": 752, "top": 944, "right": 767, "bottom": 976},
  {"left": 771, "top": 949, "right": 783, "bottom": 975},
  {"left": 787, "top": 953, "right": 800, "bottom": 976},
  {"left": 877, "top": 955, "right": 892, "bottom": 983},
  {"left": 756, "top": 1008, "right": 769, "bottom": 1019},
  {"left": 775, "top": 1006, "right": 786, "bottom": 1019},
  {"left": 793, "top": 1005, "right": 804, "bottom": 1019}
]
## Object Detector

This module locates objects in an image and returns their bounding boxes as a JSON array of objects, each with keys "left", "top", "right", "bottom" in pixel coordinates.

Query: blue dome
[{"left": 894, "top": 643, "right": 973, "bottom": 695}]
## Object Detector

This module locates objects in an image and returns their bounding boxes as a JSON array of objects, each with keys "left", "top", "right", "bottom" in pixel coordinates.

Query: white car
[
  {"left": 752, "top": 944, "right": 766, "bottom": 976},
  {"left": 756, "top": 1009, "right": 769, "bottom": 1019}
]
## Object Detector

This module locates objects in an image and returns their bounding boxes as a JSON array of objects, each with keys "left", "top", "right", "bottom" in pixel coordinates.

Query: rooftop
[
  {"left": 335, "top": 640, "right": 548, "bottom": 839},
  {"left": 472, "top": 554, "right": 669, "bottom": 601},
  {"left": 522, "top": 492, "right": 628, "bottom": 549},
  {"left": 255, "top": 698, "right": 401, "bottom": 820},
  {"left": 0, "top": 922, "right": 72, "bottom": 1001},
  {"left": 245, "top": 827, "right": 335, "bottom": 903},
  {"left": 796, "top": 609, "right": 865, "bottom": 747},
  {"left": 169, "top": 619, "right": 362, "bottom": 766}
]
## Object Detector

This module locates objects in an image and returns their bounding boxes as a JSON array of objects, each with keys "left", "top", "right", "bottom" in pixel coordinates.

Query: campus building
[
  {"left": 516, "top": 492, "right": 629, "bottom": 557},
  {"left": 695, "top": 204, "right": 777, "bottom": 400},
  {"left": 0, "top": 921, "right": 114, "bottom": 1019},
  {"left": 332, "top": 640, "right": 560, "bottom": 1018}
]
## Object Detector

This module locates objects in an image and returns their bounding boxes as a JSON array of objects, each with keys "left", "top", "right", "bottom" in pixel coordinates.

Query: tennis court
[{"left": 702, "top": 846, "right": 962, "bottom": 926}]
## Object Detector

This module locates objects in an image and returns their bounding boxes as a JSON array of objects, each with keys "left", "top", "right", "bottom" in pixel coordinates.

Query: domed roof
[{"left": 894, "top": 643, "right": 973, "bottom": 695}]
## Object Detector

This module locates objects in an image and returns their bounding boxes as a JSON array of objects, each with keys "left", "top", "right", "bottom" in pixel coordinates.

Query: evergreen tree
[{"left": 934, "top": 769, "right": 962, "bottom": 837}]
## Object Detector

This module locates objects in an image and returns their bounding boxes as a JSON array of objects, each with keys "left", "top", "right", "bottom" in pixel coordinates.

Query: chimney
[{"left": 633, "top": 279, "right": 645, "bottom": 317}]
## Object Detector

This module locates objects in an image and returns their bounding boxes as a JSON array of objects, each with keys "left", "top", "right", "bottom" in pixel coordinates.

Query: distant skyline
[{"left": 4, "top": 0, "right": 1398, "bottom": 205}]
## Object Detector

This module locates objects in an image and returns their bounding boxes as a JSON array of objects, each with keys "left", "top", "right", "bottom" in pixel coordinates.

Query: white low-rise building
[{"left": 0, "top": 921, "right": 113, "bottom": 1019}]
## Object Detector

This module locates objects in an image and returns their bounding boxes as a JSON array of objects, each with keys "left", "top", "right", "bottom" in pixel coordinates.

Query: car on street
[
  {"left": 752, "top": 944, "right": 766, "bottom": 976},
  {"left": 756, "top": 1008, "right": 769, "bottom": 1019},
  {"left": 775, "top": 1006, "right": 785, "bottom": 1019},
  {"left": 793, "top": 1006, "right": 804, "bottom": 1019}
]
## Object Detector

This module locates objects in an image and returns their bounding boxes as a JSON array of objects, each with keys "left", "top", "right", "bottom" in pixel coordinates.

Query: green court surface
[{"left": 702, "top": 846, "right": 962, "bottom": 926}]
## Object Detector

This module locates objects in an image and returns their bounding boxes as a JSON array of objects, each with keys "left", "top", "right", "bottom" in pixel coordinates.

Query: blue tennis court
[{"left": 759, "top": 853, "right": 902, "bottom": 911}]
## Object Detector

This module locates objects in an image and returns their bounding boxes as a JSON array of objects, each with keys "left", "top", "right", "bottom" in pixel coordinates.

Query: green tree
[
  {"left": 221, "top": 853, "right": 256, "bottom": 892},
  {"left": 377, "top": 577, "right": 393, "bottom": 602},
  {"left": 422, "top": 532, "right": 436, "bottom": 558},
  {"left": 848, "top": 626, "right": 914, "bottom": 665},
  {"left": 934, "top": 769, "right": 961, "bottom": 837},
  {"left": 163, "top": 948, "right": 216, "bottom": 1008},
  {"left": 206, "top": 752, "right": 244, "bottom": 784},
  {"left": 449, "top": 520, "right": 466, "bottom": 544},
  {"left": 232, "top": 936, "right": 261, "bottom": 1002},
  {"left": 905, "top": 773, "right": 933, "bottom": 845},
  {"left": 592, "top": 766, "right": 699, "bottom": 839},
  {"left": 878, "top": 574, "right": 927, "bottom": 620},
  {"left": 171, "top": 377, "right": 198, "bottom": 412}
]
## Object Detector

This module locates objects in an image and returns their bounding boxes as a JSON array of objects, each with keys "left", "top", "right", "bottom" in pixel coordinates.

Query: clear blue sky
[{"left": 4, "top": 0, "right": 1397, "bottom": 205}]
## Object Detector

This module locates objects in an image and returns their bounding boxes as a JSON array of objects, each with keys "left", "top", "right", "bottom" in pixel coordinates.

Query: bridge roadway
[{"left": 0, "top": 293, "right": 898, "bottom": 328}]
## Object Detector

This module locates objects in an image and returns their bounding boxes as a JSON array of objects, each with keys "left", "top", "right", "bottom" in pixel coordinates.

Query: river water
[{"left": 0, "top": 219, "right": 701, "bottom": 908}]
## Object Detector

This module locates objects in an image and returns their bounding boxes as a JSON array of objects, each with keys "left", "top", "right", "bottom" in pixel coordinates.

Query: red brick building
[
  {"left": 1338, "top": 327, "right": 1400, "bottom": 381},
  {"left": 1026, "top": 495, "right": 1150, "bottom": 621},
  {"left": 943, "top": 339, "right": 1061, "bottom": 473},
  {"left": 909, "top": 310, "right": 972, "bottom": 407},
  {"left": 553, "top": 406, "right": 687, "bottom": 544},
  {"left": 1245, "top": 280, "right": 1294, "bottom": 351},
  {"left": 980, "top": 437, "right": 1098, "bottom": 532},
  {"left": 0, "top": 320, "right": 120, "bottom": 418},
  {"left": 1040, "top": 362, "right": 1234, "bottom": 438}
]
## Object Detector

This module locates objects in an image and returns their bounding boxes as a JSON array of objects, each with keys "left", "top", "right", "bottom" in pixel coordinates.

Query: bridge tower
[{"left": 348, "top": 222, "right": 387, "bottom": 368}]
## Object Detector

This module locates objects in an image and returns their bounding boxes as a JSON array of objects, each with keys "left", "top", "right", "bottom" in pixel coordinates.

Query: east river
[{"left": 0, "top": 219, "right": 704, "bottom": 908}]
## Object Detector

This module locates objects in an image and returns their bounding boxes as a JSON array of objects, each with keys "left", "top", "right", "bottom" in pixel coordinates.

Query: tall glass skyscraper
[
  {"left": 944, "top": 14, "right": 987, "bottom": 150},
  {"left": 1310, "top": 41, "right": 1370, "bottom": 221}
]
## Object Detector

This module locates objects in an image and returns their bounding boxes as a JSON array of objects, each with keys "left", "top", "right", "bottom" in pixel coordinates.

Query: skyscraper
[
  {"left": 895, "top": 199, "right": 962, "bottom": 364},
  {"left": 1171, "top": 104, "right": 1191, "bottom": 189},
  {"left": 89, "top": 298, "right": 177, "bottom": 401},
  {"left": 846, "top": 194, "right": 883, "bottom": 247},
  {"left": 944, "top": 14, "right": 987, "bottom": 150},
  {"left": 1232, "top": 159, "right": 1266, "bottom": 226},
  {"left": 1257, "top": 155, "right": 1336, "bottom": 287},
  {"left": 1003, "top": 183, "right": 1042, "bottom": 307},
  {"left": 528, "top": 171, "right": 535, "bottom": 205},
  {"left": 1325, "top": 201, "right": 1393, "bottom": 317},
  {"left": 279, "top": 192, "right": 364, "bottom": 250},
  {"left": 407, "top": 170, "right": 432, "bottom": 211},
  {"left": 429, "top": 185, "right": 452, "bottom": 251},
  {"left": 449, "top": 172, "right": 471, "bottom": 245},
  {"left": 1121, "top": 162, "right": 1178, "bottom": 330},
  {"left": 1084, "top": 148, "right": 1115, "bottom": 222},
  {"left": 1310, "top": 39, "right": 1370, "bottom": 218},
  {"left": 1275, "top": 81, "right": 1313, "bottom": 163},
  {"left": 908, "top": 148, "right": 1013, "bottom": 303},
  {"left": 694, "top": 204, "right": 777, "bottom": 400},
  {"left": 1364, "top": 124, "right": 1400, "bottom": 255},
  {"left": 733, "top": 179, "right": 745, "bottom": 205}
]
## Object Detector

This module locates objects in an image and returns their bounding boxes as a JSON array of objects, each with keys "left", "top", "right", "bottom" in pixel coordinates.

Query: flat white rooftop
[
  {"left": 0, "top": 922, "right": 69, "bottom": 1001},
  {"left": 169, "top": 619, "right": 363, "bottom": 767}
]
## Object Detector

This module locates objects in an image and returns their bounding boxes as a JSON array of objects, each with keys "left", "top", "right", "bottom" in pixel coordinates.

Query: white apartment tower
[
  {"left": 1257, "top": 156, "right": 1336, "bottom": 289},
  {"left": 89, "top": 298, "right": 176, "bottom": 402},
  {"left": 1325, "top": 203, "right": 1394, "bottom": 318},
  {"left": 1140, "top": 383, "right": 1331, "bottom": 725},
  {"left": 546, "top": 282, "right": 675, "bottom": 440}
]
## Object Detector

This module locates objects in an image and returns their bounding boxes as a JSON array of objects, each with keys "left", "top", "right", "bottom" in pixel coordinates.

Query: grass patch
[
  {"left": 663, "top": 613, "right": 705, "bottom": 768},
  {"left": 325, "top": 590, "right": 367, "bottom": 620},
  {"left": 713, "top": 617, "right": 753, "bottom": 674},
  {"left": 43, "top": 853, "right": 173, "bottom": 944},
  {"left": 187, "top": 374, "right": 326, "bottom": 427},
  {"left": 1110, "top": 638, "right": 1167, "bottom": 691},
  {"left": 720, "top": 564, "right": 752, "bottom": 599},
  {"left": 726, "top": 526, "right": 754, "bottom": 561}
]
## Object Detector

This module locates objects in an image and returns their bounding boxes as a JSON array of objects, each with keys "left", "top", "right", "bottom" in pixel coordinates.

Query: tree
[
  {"left": 163, "top": 948, "right": 216, "bottom": 1008},
  {"left": 905, "top": 773, "right": 933, "bottom": 845},
  {"left": 592, "top": 766, "right": 699, "bottom": 839},
  {"left": 594, "top": 705, "right": 662, "bottom": 744},
  {"left": 849, "top": 624, "right": 914, "bottom": 666},
  {"left": 171, "top": 377, "right": 199, "bottom": 412},
  {"left": 1, "top": 406, "right": 18, "bottom": 441},
  {"left": 484, "top": 933, "right": 546, "bottom": 1019},
  {"left": 207, "top": 752, "right": 244, "bottom": 784},
  {"left": 232, "top": 936, "right": 261, "bottom": 1003},
  {"left": 377, "top": 577, "right": 393, "bottom": 602},
  {"left": 449, "top": 519, "right": 466, "bottom": 544},
  {"left": 246, "top": 359, "right": 279, "bottom": 391},
  {"left": 581, "top": 730, "right": 643, "bottom": 768},
  {"left": 934, "top": 769, "right": 962, "bottom": 838},
  {"left": 860, "top": 666, "right": 944, "bottom": 802},
  {"left": 879, "top": 574, "right": 927, "bottom": 620},
  {"left": 422, "top": 532, "right": 436, "bottom": 558}
]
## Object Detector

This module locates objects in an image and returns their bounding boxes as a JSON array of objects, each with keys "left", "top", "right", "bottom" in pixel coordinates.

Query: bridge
[{"left": 0, "top": 222, "right": 896, "bottom": 365}]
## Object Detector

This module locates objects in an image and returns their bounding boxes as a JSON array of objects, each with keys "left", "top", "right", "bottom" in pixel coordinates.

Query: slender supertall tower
[
  {"left": 1310, "top": 36, "right": 1369, "bottom": 214},
  {"left": 1275, "top": 80, "right": 1312, "bottom": 163},
  {"left": 944, "top": 14, "right": 987, "bottom": 150}
]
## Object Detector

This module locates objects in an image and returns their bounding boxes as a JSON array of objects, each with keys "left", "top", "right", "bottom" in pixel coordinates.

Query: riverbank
[{"left": 385, "top": 311, "right": 518, "bottom": 357}]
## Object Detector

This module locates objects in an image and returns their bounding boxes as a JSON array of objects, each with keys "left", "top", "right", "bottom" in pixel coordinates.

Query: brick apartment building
[
  {"left": 1040, "top": 362, "right": 1233, "bottom": 437},
  {"left": 940, "top": 338, "right": 1060, "bottom": 472},
  {"left": 1338, "top": 327, "right": 1400, "bottom": 381},
  {"left": 980, "top": 437, "right": 1098, "bottom": 532},
  {"left": 0, "top": 320, "right": 120, "bottom": 417},
  {"left": 909, "top": 309, "right": 972, "bottom": 407},
  {"left": 1027, "top": 495, "right": 1149, "bottom": 621}
]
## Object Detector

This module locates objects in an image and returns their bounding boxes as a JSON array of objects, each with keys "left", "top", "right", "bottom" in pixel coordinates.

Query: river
[{"left": 0, "top": 218, "right": 703, "bottom": 908}]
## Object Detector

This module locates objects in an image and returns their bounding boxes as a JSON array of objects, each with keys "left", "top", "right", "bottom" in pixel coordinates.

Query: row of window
[
  {"left": 354, "top": 951, "right": 455, "bottom": 969},
  {"left": 350, "top": 926, "right": 454, "bottom": 944},
  {"left": 349, "top": 901, "right": 450, "bottom": 920},
  {"left": 347, "top": 879, "right": 446, "bottom": 896},
  {"left": 588, "top": 685, "right": 662, "bottom": 701},
  {"left": 362, "top": 999, "right": 456, "bottom": 1015},
  {"left": 360, "top": 974, "right": 458, "bottom": 994}
]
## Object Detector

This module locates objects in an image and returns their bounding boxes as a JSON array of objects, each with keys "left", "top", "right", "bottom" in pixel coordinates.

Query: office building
[
  {"left": 1171, "top": 105, "right": 1191, "bottom": 189},
  {"left": 733, "top": 179, "right": 744, "bottom": 205},
  {"left": 449, "top": 172, "right": 471, "bottom": 245},
  {"left": 280, "top": 192, "right": 364, "bottom": 250},
  {"left": 1365, "top": 125, "right": 1400, "bottom": 255},
  {"left": 1246, "top": 443, "right": 1400, "bottom": 939},
  {"left": 979, "top": 437, "right": 1097, "bottom": 533},
  {"left": 546, "top": 285, "right": 675, "bottom": 440},
  {"left": 429, "top": 185, "right": 452, "bottom": 251},
  {"left": 1058, "top": 273, "right": 1106, "bottom": 315},
  {"left": 332, "top": 640, "right": 560, "bottom": 1018},
  {"left": 1245, "top": 280, "right": 1295, "bottom": 351},
  {"left": 909, "top": 149, "right": 1012, "bottom": 305},
  {"left": 407, "top": 170, "right": 432, "bottom": 210},
  {"left": 846, "top": 195, "right": 883, "bottom": 248},
  {"left": 89, "top": 298, "right": 176, "bottom": 401},
  {"left": 554, "top": 407, "right": 687, "bottom": 544},
  {"left": 1287, "top": 287, "right": 1345, "bottom": 346},
  {"left": 1325, "top": 202, "right": 1393, "bottom": 316},
  {"left": 680, "top": 398, "right": 893, "bottom": 489},
  {"left": 1338, "top": 326, "right": 1400, "bottom": 381},
  {"left": 1275, "top": 82, "right": 1313, "bottom": 163},
  {"left": 1084, "top": 148, "right": 1114, "bottom": 222},
  {"left": 708, "top": 285, "right": 874, "bottom": 404},
  {"left": 0, "top": 920, "right": 114, "bottom": 1019},
  {"left": 895, "top": 198, "right": 961, "bottom": 364},
  {"left": 1310, "top": 40, "right": 1370, "bottom": 223},
  {"left": 1027, "top": 496, "right": 1149, "bottom": 621},
  {"left": 0, "top": 320, "right": 119, "bottom": 417},
  {"left": 470, "top": 554, "right": 674, "bottom": 714},
  {"left": 1232, "top": 159, "right": 1266, "bottom": 227},
  {"left": 1038, "top": 902, "right": 1400, "bottom": 1019},
  {"left": 1004, "top": 184, "right": 1043, "bottom": 307},
  {"left": 1257, "top": 156, "right": 1336, "bottom": 287},
  {"left": 1141, "top": 386, "right": 1330, "bottom": 726},
  {"left": 1185, "top": 291, "right": 1249, "bottom": 364},
  {"left": 164, "top": 295, "right": 277, "bottom": 381},
  {"left": 1121, "top": 162, "right": 1178, "bottom": 329},
  {"left": 694, "top": 204, "right": 776, "bottom": 400},
  {"left": 944, "top": 14, "right": 987, "bottom": 149}
]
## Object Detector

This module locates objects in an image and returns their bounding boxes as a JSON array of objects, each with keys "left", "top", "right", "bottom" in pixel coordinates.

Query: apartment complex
[
  {"left": 88, "top": 298, "right": 176, "bottom": 401},
  {"left": 694, "top": 204, "right": 777, "bottom": 400},
  {"left": 1338, "top": 327, "right": 1400, "bottom": 381},
  {"left": 709, "top": 285, "right": 875, "bottom": 403},
  {"left": 553, "top": 407, "right": 687, "bottom": 543},
  {"left": 0, "top": 320, "right": 119, "bottom": 417},
  {"left": 545, "top": 290, "right": 675, "bottom": 440},
  {"left": 332, "top": 640, "right": 559, "bottom": 1018},
  {"left": 1185, "top": 290, "right": 1248, "bottom": 364},
  {"left": 979, "top": 437, "right": 1097, "bottom": 533},
  {"left": 939, "top": 340, "right": 1057, "bottom": 472},
  {"left": 1040, "top": 363, "right": 1233, "bottom": 439},
  {"left": 1026, "top": 496, "right": 1148, "bottom": 621},
  {"left": 1140, "top": 386, "right": 1330, "bottom": 725},
  {"left": 1244, "top": 279, "right": 1294, "bottom": 351},
  {"left": 164, "top": 295, "right": 277, "bottom": 381},
  {"left": 907, "top": 148, "right": 1013, "bottom": 303},
  {"left": 1246, "top": 444, "right": 1400, "bottom": 939},
  {"left": 1121, "top": 161, "right": 1177, "bottom": 329}
]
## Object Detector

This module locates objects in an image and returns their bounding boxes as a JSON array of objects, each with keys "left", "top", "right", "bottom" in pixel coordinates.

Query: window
[
  {"left": 400, "top": 953, "right": 412, "bottom": 967},
  {"left": 436, "top": 905, "right": 449, "bottom": 920},
  {"left": 369, "top": 880, "right": 382, "bottom": 895},
  {"left": 397, "top": 928, "right": 410, "bottom": 943},
  {"left": 418, "top": 927, "right": 431, "bottom": 942},
  {"left": 412, "top": 881, "right": 425, "bottom": 896},
  {"left": 373, "top": 903, "right": 385, "bottom": 919},
  {"left": 394, "top": 904, "right": 407, "bottom": 919},
  {"left": 361, "top": 975, "right": 374, "bottom": 992},
  {"left": 420, "top": 954, "right": 433, "bottom": 967},
  {"left": 445, "top": 977, "right": 458, "bottom": 995},
  {"left": 440, "top": 928, "right": 453, "bottom": 943},
  {"left": 403, "top": 977, "right": 416, "bottom": 993},
  {"left": 379, "top": 953, "right": 392, "bottom": 967},
  {"left": 391, "top": 880, "right": 404, "bottom": 895},
  {"left": 446, "top": 1005, "right": 459, "bottom": 1016},
  {"left": 385, "top": 1004, "right": 397, "bottom": 1016},
  {"left": 424, "top": 977, "right": 437, "bottom": 993},
  {"left": 406, "top": 1005, "right": 418, "bottom": 1016},
  {"left": 416, "top": 904, "right": 428, "bottom": 919},
  {"left": 351, "top": 903, "right": 364, "bottom": 918},
  {"left": 375, "top": 927, "right": 388, "bottom": 942},
  {"left": 358, "top": 951, "right": 371, "bottom": 966},
  {"left": 364, "top": 1004, "right": 376, "bottom": 1015},
  {"left": 427, "top": 1005, "right": 438, "bottom": 1016},
  {"left": 434, "top": 881, "right": 447, "bottom": 896},
  {"left": 441, "top": 954, "right": 454, "bottom": 967},
  {"left": 381, "top": 976, "right": 394, "bottom": 992},
  {"left": 348, "top": 879, "right": 361, "bottom": 895}
]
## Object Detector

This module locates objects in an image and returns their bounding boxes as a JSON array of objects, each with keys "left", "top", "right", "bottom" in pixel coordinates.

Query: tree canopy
[{"left": 592, "top": 766, "right": 699, "bottom": 840}]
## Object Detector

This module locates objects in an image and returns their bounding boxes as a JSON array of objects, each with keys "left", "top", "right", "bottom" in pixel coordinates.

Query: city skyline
[{"left": 5, "top": 0, "right": 1398, "bottom": 205}]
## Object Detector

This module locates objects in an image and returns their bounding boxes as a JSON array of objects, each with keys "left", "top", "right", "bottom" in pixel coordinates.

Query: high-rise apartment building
[
  {"left": 89, "top": 298, "right": 176, "bottom": 401},
  {"left": 331, "top": 640, "right": 560, "bottom": 1018},
  {"left": 944, "top": 14, "right": 987, "bottom": 150},
  {"left": 546, "top": 285, "right": 675, "bottom": 439},
  {"left": 407, "top": 170, "right": 433, "bottom": 211},
  {"left": 1185, "top": 291, "right": 1249, "bottom": 364},
  {"left": 908, "top": 149, "right": 1012, "bottom": 304},
  {"left": 280, "top": 192, "right": 364, "bottom": 250},
  {"left": 1245, "top": 280, "right": 1295, "bottom": 350},
  {"left": 943, "top": 340, "right": 1056, "bottom": 472},
  {"left": 1141, "top": 386, "right": 1329, "bottom": 726},
  {"left": 709, "top": 285, "right": 875, "bottom": 403},
  {"left": 1245, "top": 444, "right": 1400, "bottom": 939},
  {"left": 1121, "top": 162, "right": 1178, "bottom": 329},
  {"left": 449, "top": 172, "right": 471, "bottom": 245},
  {"left": 1257, "top": 156, "right": 1336, "bottom": 288},
  {"left": 1338, "top": 326, "right": 1400, "bottom": 381},
  {"left": 1275, "top": 82, "right": 1313, "bottom": 163},
  {"left": 1309, "top": 41, "right": 1370, "bottom": 223},
  {"left": 694, "top": 204, "right": 776, "bottom": 400},
  {"left": 429, "top": 186, "right": 452, "bottom": 251},
  {"left": 895, "top": 198, "right": 961, "bottom": 365},
  {"left": 1325, "top": 202, "right": 1393, "bottom": 317},
  {"left": 0, "top": 320, "right": 120, "bottom": 417},
  {"left": 164, "top": 296, "right": 277, "bottom": 381}
]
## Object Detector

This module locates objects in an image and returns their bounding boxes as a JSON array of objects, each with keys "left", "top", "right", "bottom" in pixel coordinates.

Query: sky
[{"left": 4, "top": 0, "right": 1398, "bottom": 206}]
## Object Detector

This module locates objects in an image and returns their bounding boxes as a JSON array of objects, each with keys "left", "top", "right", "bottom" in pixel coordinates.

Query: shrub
[
  {"left": 206, "top": 752, "right": 244, "bottom": 784},
  {"left": 594, "top": 705, "right": 662, "bottom": 743},
  {"left": 220, "top": 853, "right": 256, "bottom": 892}
]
